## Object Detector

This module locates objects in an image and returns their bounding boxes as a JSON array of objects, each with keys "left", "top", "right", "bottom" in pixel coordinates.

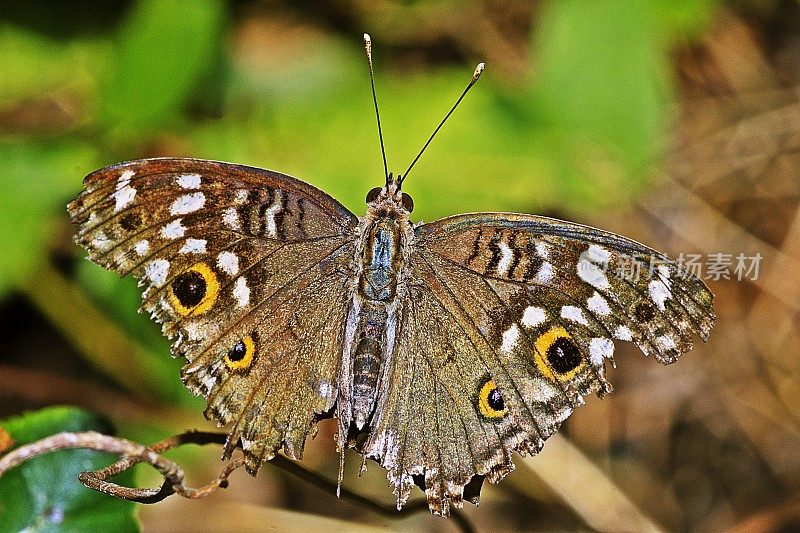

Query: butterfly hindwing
[
  {"left": 68, "top": 158, "right": 359, "bottom": 467},
  {"left": 361, "top": 212, "right": 715, "bottom": 514},
  {"left": 362, "top": 255, "right": 561, "bottom": 515}
]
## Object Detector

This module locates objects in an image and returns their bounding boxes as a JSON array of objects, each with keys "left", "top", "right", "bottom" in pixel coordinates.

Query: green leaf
[
  {"left": 528, "top": 0, "right": 717, "bottom": 208},
  {"left": 0, "top": 407, "right": 138, "bottom": 532},
  {"left": 532, "top": 0, "right": 666, "bottom": 167},
  {"left": 651, "top": 0, "right": 720, "bottom": 39},
  {"left": 99, "top": 0, "right": 227, "bottom": 138},
  {"left": 0, "top": 140, "right": 96, "bottom": 299}
]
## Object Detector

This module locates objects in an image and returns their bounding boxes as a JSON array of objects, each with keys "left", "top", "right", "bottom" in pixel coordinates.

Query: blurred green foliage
[
  {"left": 0, "top": 0, "right": 717, "bottom": 405},
  {"left": 0, "top": 407, "right": 138, "bottom": 531}
]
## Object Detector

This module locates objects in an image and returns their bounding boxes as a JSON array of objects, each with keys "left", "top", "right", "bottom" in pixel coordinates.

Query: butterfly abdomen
[{"left": 351, "top": 304, "right": 388, "bottom": 429}]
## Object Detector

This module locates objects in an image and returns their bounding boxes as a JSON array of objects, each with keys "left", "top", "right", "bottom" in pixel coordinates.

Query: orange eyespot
[
  {"left": 168, "top": 262, "right": 219, "bottom": 316},
  {"left": 534, "top": 327, "right": 585, "bottom": 381},
  {"left": 225, "top": 335, "right": 255, "bottom": 370},
  {"left": 478, "top": 379, "right": 507, "bottom": 419}
]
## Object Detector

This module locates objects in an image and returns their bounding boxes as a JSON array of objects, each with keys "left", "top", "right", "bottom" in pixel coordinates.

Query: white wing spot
[
  {"left": 145, "top": 259, "right": 170, "bottom": 286},
  {"left": 649, "top": 264, "right": 673, "bottom": 311},
  {"left": 92, "top": 231, "right": 112, "bottom": 251},
  {"left": 234, "top": 189, "right": 249, "bottom": 205},
  {"left": 577, "top": 257, "right": 610, "bottom": 290},
  {"left": 535, "top": 242, "right": 549, "bottom": 259},
  {"left": 134, "top": 239, "right": 150, "bottom": 256},
  {"left": 216, "top": 251, "right": 239, "bottom": 276},
  {"left": 589, "top": 337, "right": 614, "bottom": 366},
  {"left": 496, "top": 241, "right": 513, "bottom": 275},
  {"left": 521, "top": 306, "right": 546, "bottom": 328},
  {"left": 162, "top": 219, "right": 186, "bottom": 239},
  {"left": 222, "top": 207, "right": 241, "bottom": 230},
  {"left": 112, "top": 170, "right": 137, "bottom": 212},
  {"left": 201, "top": 374, "right": 216, "bottom": 393},
  {"left": 587, "top": 292, "right": 611, "bottom": 316},
  {"left": 561, "top": 305, "right": 589, "bottom": 326},
  {"left": 537, "top": 262, "right": 554, "bottom": 283},
  {"left": 176, "top": 173, "right": 201, "bottom": 189},
  {"left": 586, "top": 244, "right": 611, "bottom": 264},
  {"left": 264, "top": 193, "right": 283, "bottom": 238},
  {"left": 170, "top": 192, "right": 205, "bottom": 215},
  {"left": 184, "top": 322, "right": 203, "bottom": 341},
  {"left": 501, "top": 324, "right": 520, "bottom": 354},
  {"left": 614, "top": 325, "right": 633, "bottom": 341},
  {"left": 180, "top": 238, "right": 207, "bottom": 254},
  {"left": 318, "top": 380, "right": 334, "bottom": 400},
  {"left": 233, "top": 277, "right": 250, "bottom": 307},
  {"left": 648, "top": 279, "right": 671, "bottom": 311}
]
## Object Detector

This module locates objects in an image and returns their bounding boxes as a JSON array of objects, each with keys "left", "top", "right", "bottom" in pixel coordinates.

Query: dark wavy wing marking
[{"left": 68, "top": 158, "right": 359, "bottom": 468}]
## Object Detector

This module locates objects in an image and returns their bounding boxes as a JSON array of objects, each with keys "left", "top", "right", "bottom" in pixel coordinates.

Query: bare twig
[
  {"left": 0, "top": 430, "right": 241, "bottom": 503},
  {"left": 0, "top": 429, "right": 475, "bottom": 532}
]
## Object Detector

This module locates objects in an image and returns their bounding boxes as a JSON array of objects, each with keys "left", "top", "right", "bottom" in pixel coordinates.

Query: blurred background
[{"left": 1, "top": 0, "right": 800, "bottom": 531}]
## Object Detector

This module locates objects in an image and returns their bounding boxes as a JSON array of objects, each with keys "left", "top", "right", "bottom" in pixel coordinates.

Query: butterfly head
[{"left": 365, "top": 172, "right": 414, "bottom": 213}]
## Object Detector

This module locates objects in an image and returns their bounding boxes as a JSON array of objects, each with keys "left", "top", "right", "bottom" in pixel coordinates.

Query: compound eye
[
  {"left": 366, "top": 187, "right": 382, "bottom": 203},
  {"left": 400, "top": 192, "right": 414, "bottom": 212}
]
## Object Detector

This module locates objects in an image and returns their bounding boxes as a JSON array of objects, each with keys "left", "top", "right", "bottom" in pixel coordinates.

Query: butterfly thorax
[{"left": 358, "top": 216, "right": 403, "bottom": 300}]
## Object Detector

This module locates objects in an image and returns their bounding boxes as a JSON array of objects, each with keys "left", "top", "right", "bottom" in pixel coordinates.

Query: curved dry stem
[
  {"left": 0, "top": 429, "right": 475, "bottom": 532},
  {"left": 0, "top": 430, "right": 240, "bottom": 503}
]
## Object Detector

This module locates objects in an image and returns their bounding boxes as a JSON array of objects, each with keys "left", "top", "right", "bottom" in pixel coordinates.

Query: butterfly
[{"left": 67, "top": 35, "right": 715, "bottom": 516}]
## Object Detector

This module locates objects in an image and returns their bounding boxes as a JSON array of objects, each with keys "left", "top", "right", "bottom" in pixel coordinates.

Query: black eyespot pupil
[
  {"left": 401, "top": 193, "right": 414, "bottom": 212},
  {"left": 547, "top": 337, "right": 582, "bottom": 374},
  {"left": 171, "top": 270, "right": 207, "bottom": 308},
  {"left": 487, "top": 387, "right": 504, "bottom": 411},
  {"left": 635, "top": 302, "right": 656, "bottom": 322},
  {"left": 228, "top": 340, "right": 246, "bottom": 361},
  {"left": 366, "top": 187, "right": 381, "bottom": 203}
]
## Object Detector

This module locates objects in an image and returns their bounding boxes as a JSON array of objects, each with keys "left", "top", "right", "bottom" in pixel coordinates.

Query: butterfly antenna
[
  {"left": 364, "top": 33, "right": 390, "bottom": 186},
  {"left": 399, "top": 62, "right": 485, "bottom": 187}
]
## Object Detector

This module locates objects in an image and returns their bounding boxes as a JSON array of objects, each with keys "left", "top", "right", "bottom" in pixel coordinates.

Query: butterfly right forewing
[{"left": 68, "top": 158, "right": 360, "bottom": 470}]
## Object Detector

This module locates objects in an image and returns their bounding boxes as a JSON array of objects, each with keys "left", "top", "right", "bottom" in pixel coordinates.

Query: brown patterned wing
[
  {"left": 363, "top": 213, "right": 714, "bottom": 515},
  {"left": 68, "top": 158, "right": 358, "bottom": 470}
]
